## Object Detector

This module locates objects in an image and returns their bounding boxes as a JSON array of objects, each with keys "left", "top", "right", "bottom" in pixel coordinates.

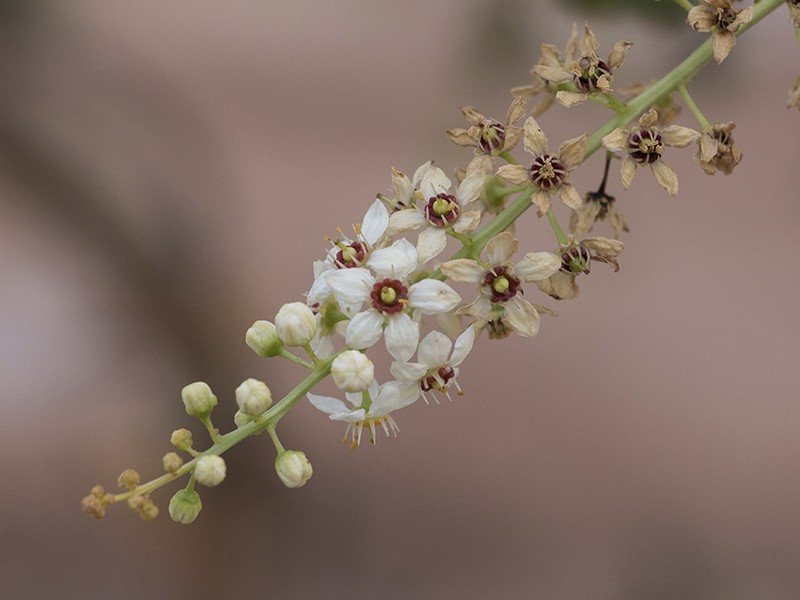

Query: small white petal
[
  {"left": 449, "top": 325, "right": 476, "bottom": 367},
  {"left": 371, "top": 381, "right": 420, "bottom": 416},
  {"left": 345, "top": 310, "right": 385, "bottom": 350},
  {"left": 417, "top": 330, "right": 453, "bottom": 368},
  {"left": 388, "top": 208, "right": 426, "bottom": 234},
  {"left": 440, "top": 258, "right": 485, "bottom": 283},
  {"left": 327, "top": 269, "right": 374, "bottom": 316},
  {"left": 486, "top": 232, "right": 518, "bottom": 265},
  {"left": 307, "top": 393, "right": 350, "bottom": 416},
  {"left": 368, "top": 238, "right": 418, "bottom": 280},
  {"left": 504, "top": 296, "right": 541, "bottom": 337},
  {"left": 390, "top": 361, "right": 428, "bottom": 383},
  {"left": 384, "top": 313, "right": 420, "bottom": 362},
  {"left": 416, "top": 227, "right": 448, "bottom": 265},
  {"left": 514, "top": 252, "right": 562, "bottom": 282},
  {"left": 455, "top": 168, "right": 485, "bottom": 206},
  {"left": 408, "top": 279, "right": 462, "bottom": 314},
  {"left": 419, "top": 165, "right": 452, "bottom": 200},
  {"left": 361, "top": 199, "right": 389, "bottom": 245},
  {"left": 452, "top": 210, "right": 482, "bottom": 234}
]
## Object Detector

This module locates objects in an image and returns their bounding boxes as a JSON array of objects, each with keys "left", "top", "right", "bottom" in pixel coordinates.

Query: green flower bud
[
  {"left": 235, "top": 378, "right": 273, "bottom": 417},
  {"left": 275, "top": 450, "right": 313, "bottom": 489},
  {"left": 194, "top": 455, "right": 226, "bottom": 487},
  {"left": 245, "top": 320, "right": 283, "bottom": 357},
  {"left": 168, "top": 488, "right": 202, "bottom": 525},
  {"left": 275, "top": 302, "right": 317, "bottom": 347},
  {"left": 170, "top": 428, "right": 194, "bottom": 451},
  {"left": 162, "top": 452, "right": 184, "bottom": 473},
  {"left": 181, "top": 382, "right": 218, "bottom": 418}
]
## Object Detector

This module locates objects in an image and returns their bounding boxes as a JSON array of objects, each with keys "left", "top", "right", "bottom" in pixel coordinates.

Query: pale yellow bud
[
  {"left": 275, "top": 302, "right": 317, "bottom": 346},
  {"left": 331, "top": 350, "right": 374, "bottom": 393},
  {"left": 235, "top": 378, "right": 273, "bottom": 417},
  {"left": 194, "top": 455, "right": 226, "bottom": 487},
  {"left": 275, "top": 450, "right": 313, "bottom": 489},
  {"left": 181, "top": 381, "right": 218, "bottom": 418},
  {"left": 245, "top": 320, "right": 283, "bottom": 357}
]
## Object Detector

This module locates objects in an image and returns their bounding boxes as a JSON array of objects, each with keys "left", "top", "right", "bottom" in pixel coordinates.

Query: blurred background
[{"left": 2, "top": 1, "right": 799, "bottom": 598}]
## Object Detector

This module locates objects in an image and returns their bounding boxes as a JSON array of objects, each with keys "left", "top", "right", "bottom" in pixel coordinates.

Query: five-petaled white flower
[
  {"left": 390, "top": 325, "right": 476, "bottom": 404},
  {"left": 440, "top": 232, "right": 561, "bottom": 338},
  {"left": 326, "top": 238, "right": 462, "bottom": 362},
  {"left": 308, "top": 380, "right": 420, "bottom": 447},
  {"left": 387, "top": 158, "right": 489, "bottom": 265}
]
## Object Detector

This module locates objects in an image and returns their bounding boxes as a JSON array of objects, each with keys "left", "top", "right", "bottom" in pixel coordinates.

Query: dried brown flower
[
  {"left": 687, "top": 0, "right": 754, "bottom": 64},
  {"left": 696, "top": 121, "right": 743, "bottom": 175},
  {"left": 446, "top": 97, "right": 527, "bottom": 155}
]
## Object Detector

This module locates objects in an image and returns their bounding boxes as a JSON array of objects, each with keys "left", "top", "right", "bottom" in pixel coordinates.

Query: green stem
[
  {"left": 546, "top": 209, "right": 569, "bottom": 246},
  {"left": 498, "top": 151, "right": 517, "bottom": 165},
  {"left": 278, "top": 347, "right": 314, "bottom": 370},
  {"left": 677, "top": 84, "right": 711, "bottom": 131},
  {"left": 267, "top": 427, "right": 286, "bottom": 454},
  {"left": 671, "top": 0, "right": 694, "bottom": 12},
  {"left": 113, "top": 351, "right": 341, "bottom": 504}
]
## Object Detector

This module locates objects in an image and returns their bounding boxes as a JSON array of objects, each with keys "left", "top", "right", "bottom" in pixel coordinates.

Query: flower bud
[
  {"left": 275, "top": 450, "right": 313, "bottom": 489},
  {"left": 181, "top": 381, "right": 218, "bottom": 418},
  {"left": 275, "top": 302, "right": 317, "bottom": 347},
  {"left": 331, "top": 350, "right": 374, "bottom": 393},
  {"left": 170, "top": 428, "right": 194, "bottom": 451},
  {"left": 116, "top": 468, "right": 140, "bottom": 490},
  {"left": 194, "top": 455, "right": 226, "bottom": 487},
  {"left": 235, "top": 378, "right": 273, "bottom": 417},
  {"left": 168, "top": 488, "right": 203, "bottom": 525},
  {"left": 245, "top": 320, "right": 283, "bottom": 357},
  {"left": 162, "top": 452, "right": 184, "bottom": 473}
]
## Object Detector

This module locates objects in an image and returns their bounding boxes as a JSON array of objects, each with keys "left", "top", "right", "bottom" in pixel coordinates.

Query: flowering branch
[{"left": 82, "top": 0, "right": 796, "bottom": 524}]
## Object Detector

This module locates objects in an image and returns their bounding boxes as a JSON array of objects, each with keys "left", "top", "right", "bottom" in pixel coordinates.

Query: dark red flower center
[
  {"left": 421, "top": 366, "right": 456, "bottom": 392},
  {"left": 479, "top": 121, "right": 506, "bottom": 154},
  {"left": 628, "top": 128, "right": 663, "bottom": 164},
  {"left": 530, "top": 154, "right": 567, "bottom": 189},
  {"left": 483, "top": 266, "right": 521, "bottom": 303},
  {"left": 560, "top": 244, "right": 591, "bottom": 274},
  {"left": 335, "top": 241, "right": 367, "bottom": 269},
  {"left": 370, "top": 278, "right": 408, "bottom": 314},
  {"left": 424, "top": 193, "right": 461, "bottom": 228},
  {"left": 574, "top": 58, "right": 612, "bottom": 92}
]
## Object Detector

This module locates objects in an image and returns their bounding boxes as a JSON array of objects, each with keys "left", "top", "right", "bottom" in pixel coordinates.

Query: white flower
[
  {"left": 387, "top": 157, "right": 488, "bottom": 264},
  {"left": 326, "top": 238, "right": 461, "bottom": 362},
  {"left": 390, "top": 325, "right": 475, "bottom": 404},
  {"left": 440, "top": 232, "right": 561, "bottom": 338},
  {"left": 331, "top": 350, "right": 375, "bottom": 393},
  {"left": 307, "top": 380, "right": 420, "bottom": 447}
]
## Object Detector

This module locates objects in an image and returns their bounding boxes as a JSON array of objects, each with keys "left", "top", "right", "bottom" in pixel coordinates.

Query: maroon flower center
[
  {"left": 560, "top": 244, "right": 591, "bottom": 275},
  {"left": 424, "top": 193, "right": 461, "bottom": 228},
  {"left": 483, "top": 266, "right": 521, "bottom": 303},
  {"left": 335, "top": 241, "right": 367, "bottom": 269},
  {"left": 421, "top": 366, "right": 456, "bottom": 392},
  {"left": 574, "top": 58, "right": 612, "bottom": 92},
  {"left": 479, "top": 121, "right": 506, "bottom": 154},
  {"left": 530, "top": 154, "right": 567, "bottom": 190},
  {"left": 370, "top": 278, "right": 408, "bottom": 314},
  {"left": 627, "top": 128, "right": 663, "bottom": 164}
]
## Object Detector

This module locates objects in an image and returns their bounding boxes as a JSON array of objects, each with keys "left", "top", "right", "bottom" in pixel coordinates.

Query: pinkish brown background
[{"left": 1, "top": 2, "right": 799, "bottom": 599}]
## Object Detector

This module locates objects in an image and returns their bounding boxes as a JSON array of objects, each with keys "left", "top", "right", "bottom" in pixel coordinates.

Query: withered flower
[
  {"left": 446, "top": 97, "right": 527, "bottom": 155},
  {"left": 536, "top": 236, "right": 624, "bottom": 301},
  {"left": 696, "top": 121, "right": 743, "bottom": 175},
  {"left": 787, "top": 0, "right": 800, "bottom": 28},
  {"left": 687, "top": 0, "right": 754, "bottom": 64},
  {"left": 602, "top": 109, "right": 699, "bottom": 197},
  {"left": 570, "top": 153, "right": 629, "bottom": 239},
  {"left": 496, "top": 116, "right": 588, "bottom": 216},
  {"left": 532, "top": 23, "right": 632, "bottom": 109},
  {"left": 511, "top": 24, "right": 579, "bottom": 117}
]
